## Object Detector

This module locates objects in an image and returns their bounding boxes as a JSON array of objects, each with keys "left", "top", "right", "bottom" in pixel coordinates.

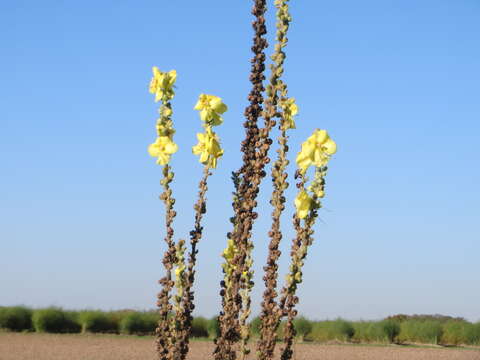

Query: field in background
[
  {"left": 1, "top": 333, "right": 479, "bottom": 360},
  {"left": 1, "top": 306, "right": 480, "bottom": 347}
]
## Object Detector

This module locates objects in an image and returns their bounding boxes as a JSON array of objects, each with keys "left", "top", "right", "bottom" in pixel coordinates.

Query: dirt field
[{"left": 0, "top": 333, "right": 479, "bottom": 360}]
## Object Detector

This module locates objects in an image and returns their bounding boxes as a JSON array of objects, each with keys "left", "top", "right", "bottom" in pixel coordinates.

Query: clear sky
[{"left": 1, "top": 1, "right": 479, "bottom": 322}]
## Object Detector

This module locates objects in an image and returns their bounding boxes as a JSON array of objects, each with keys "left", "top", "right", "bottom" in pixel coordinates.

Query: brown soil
[{"left": 0, "top": 333, "right": 478, "bottom": 360}]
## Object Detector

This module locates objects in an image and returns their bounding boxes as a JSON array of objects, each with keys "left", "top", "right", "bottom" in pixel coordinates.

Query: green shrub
[
  {"left": 293, "top": 316, "right": 312, "bottom": 341},
  {"left": 206, "top": 317, "right": 220, "bottom": 339},
  {"left": 310, "top": 319, "right": 354, "bottom": 342},
  {"left": 351, "top": 321, "right": 369, "bottom": 343},
  {"left": 0, "top": 306, "right": 32, "bottom": 331},
  {"left": 441, "top": 320, "right": 469, "bottom": 345},
  {"left": 119, "top": 311, "right": 158, "bottom": 335},
  {"left": 333, "top": 319, "right": 355, "bottom": 341},
  {"left": 398, "top": 320, "right": 443, "bottom": 344},
  {"left": 249, "top": 316, "right": 261, "bottom": 337},
  {"left": 32, "top": 308, "right": 80, "bottom": 333},
  {"left": 419, "top": 321, "right": 444, "bottom": 344},
  {"left": 354, "top": 320, "right": 402, "bottom": 344},
  {"left": 78, "top": 311, "right": 118, "bottom": 333},
  {"left": 106, "top": 310, "right": 132, "bottom": 329},
  {"left": 190, "top": 317, "right": 208, "bottom": 338},
  {"left": 387, "top": 314, "right": 464, "bottom": 323},
  {"left": 309, "top": 321, "right": 332, "bottom": 342},
  {"left": 380, "top": 319, "right": 400, "bottom": 343},
  {"left": 465, "top": 322, "right": 480, "bottom": 345},
  {"left": 352, "top": 321, "right": 378, "bottom": 343},
  {"left": 442, "top": 321, "right": 480, "bottom": 346}
]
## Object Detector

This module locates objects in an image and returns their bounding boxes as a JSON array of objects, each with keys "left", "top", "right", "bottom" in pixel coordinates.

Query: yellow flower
[
  {"left": 175, "top": 265, "right": 185, "bottom": 279},
  {"left": 192, "top": 128, "right": 224, "bottom": 168},
  {"left": 281, "top": 97, "right": 298, "bottom": 130},
  {"left": 295, "top": 190, "right": 313, "bottom": 219},
  {"left": 313, "top": 189, "right": 325, "bottom": 198},
  {"left": 294, "top": 271, "right": 303, "bottom": 283},
  {"left": 149, "top": 67, "right": 177, "bottom": 102},
  {"left": 296, "top": 129, "right": 337, "bottom": 172},
  {"left": 159, "top": 106, "right": 172, "bottom": 117},
  {"left": 223, "top": 239, "right": 237, "bottom": 261},
  {"left": 148, "top": 136, "right": 178, "bottom": 165},
  {"left": 194, "top": 94, "right": 228, "bottom": 126},
  {"left": 155, "top": 119, "right": 175, "bottom": 137}
]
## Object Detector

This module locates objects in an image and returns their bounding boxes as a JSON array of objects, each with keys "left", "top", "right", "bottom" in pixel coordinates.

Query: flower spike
[
  {"left": 149, "top": 67, "right": 177, "bottom": 102},
  {"left": 192, "top": 128, "right": 224, "bottom": 169},
  {"left": 194, "top": 94, "right": 228, "bottom": 127},
  {"left": 148, "top": 136, "right": 179, "bottom": 165},
  {"left": 296, "top": 129, "right": 337, "bottom": 173}
]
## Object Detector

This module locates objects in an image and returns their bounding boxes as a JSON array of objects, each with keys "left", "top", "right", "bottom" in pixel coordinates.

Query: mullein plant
[
  {"left": 172, "top": 95, "right": 226, "bottom": 360},
  {"left": 148, "top": 1, "right": 337, "bottom": 360},
  {"left": 278, "top": 130, "right": 336, "bottom": 360},
  {"left": 214, "top": 0, "right": 270, "bottom": 359},
  {"left": 148, "top": 67, "right": 179, "bottom": 360},
  {"left": 256, "top": 0, "right": 296, "bottom": 359},
  {"left": 148, "top": 68, "right": 227, "bottom": 360}
]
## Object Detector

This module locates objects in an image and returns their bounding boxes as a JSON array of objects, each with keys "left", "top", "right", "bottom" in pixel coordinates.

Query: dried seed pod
[
  {"left": 256, "top": 1, "right": 296, "bottom": 359},
  {"left": 214, "top": 1, "right": 269, "bottom": 359}
]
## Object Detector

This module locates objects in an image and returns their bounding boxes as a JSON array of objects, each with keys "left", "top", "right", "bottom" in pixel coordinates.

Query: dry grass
[{"left": 0, "top": 333, "right": 479, "bottom": 360}]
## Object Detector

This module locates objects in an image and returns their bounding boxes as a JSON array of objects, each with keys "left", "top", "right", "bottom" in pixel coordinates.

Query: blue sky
[{"left": 1, "top": 1, "right": 479, "bottom": 321}]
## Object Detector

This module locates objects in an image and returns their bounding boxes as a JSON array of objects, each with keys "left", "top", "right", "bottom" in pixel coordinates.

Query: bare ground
[{"left": 0, "top": 333, "right": 479, "bottom": 360}]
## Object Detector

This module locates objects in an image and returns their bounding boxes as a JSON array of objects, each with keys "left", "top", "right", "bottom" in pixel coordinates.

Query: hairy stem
[
  {"left": 155, "top": 165, "right": 177, "bottom": 360},
  {"left": 214, "top": 1, "right": 269, "bottom": 359},
  {"left": 173, "top": 166, "right": 212, "bottom": 360},
  {"left": 279, "top": 173, "right": 318, "bottom": 360},
  {"left": 257, "top": 0, "right": 294, "bottom": 358}
]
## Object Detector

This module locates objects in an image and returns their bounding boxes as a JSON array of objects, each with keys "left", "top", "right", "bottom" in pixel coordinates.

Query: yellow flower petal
[
  {"left": 154, "top": 90, "right": 163, "bottom": 103},
  {"left": 148, "top": 143, "right": 159, "bottom": 157},
  {"left": 200, "top": 108, "right": 209, "bottom": 122},
  {"left": 199, "top": 151, "right": 209, "bottom": 163},
  {"left": 211, "top": 112, "right": 223, "bottom": 126},
  {"left": 157, "top": 152, "right": 169, "bottom": 165},
  {"left": 322, "top": 138, "right": 337, "bottom": 155},
  {"left": 175, "top": 265, "right": 185, "bottom": 278},
  {"left": 296, "top": 129, "right": 336, "bottom": 172},
  {"left": 161, "top": 107, "right": 172, "bottom": 117},
  {"left": 295, "top": 190, "right": 313, "bottom": 219},
  {"left": 149, "top": 67, "right": 176, "bottom": 101},
  {"left": 313, "top": 129, "right": 328, "bottom": 144},
  {"left": 192, "top": 128, "right": 224, "bottom": 168},
  {"left": 281, "top": 98, "right": 298, "bottom": 130},
  {"left": 313, "top": 149, "right": 327, "bottom": 167},
  {"left": 164, "top": 141, "right": 178, "bottom": 154},
  {"left": 211, "top": 97, "right": 228, "bottom": 114},
  {"left": 296, "top": 152, "right": 311, "bottom": 173},
  {"left": 194, "top": 99, "right": 203, "bottom": 111},
  {"left": 167, "top": 70, "right": 177, "bottom": 87},
  {"left": 194, "top": 93, "right": 227, "bottom": 125},
  {"left": 148, "top": 136, "right": 178, "bottom": 165},
  {"left": 289, "top": 102, "right": 298, "bottom": 116}
]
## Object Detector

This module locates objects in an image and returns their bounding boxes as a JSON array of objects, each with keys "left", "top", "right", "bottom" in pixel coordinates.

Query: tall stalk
[
  {"left": 156, "top": 165, "right": 178, "bottom": 360},
  {"left": 168, "top": 94, "right": 226, "bottom": 360},
  {"left": 148, "top": 69, "right": 179, "bottom": 360},
  {"left": 172, "top": 166, "right": 212, "bottom": 360},
  {"left": 257, "top": 0, "right": 295, "bottom": 358},
  {"left": 280, "top": 164, "right": 333, "bottom": 360},
  {"left": 214, "top": 1, "right": 270, "bottom": 359}
]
